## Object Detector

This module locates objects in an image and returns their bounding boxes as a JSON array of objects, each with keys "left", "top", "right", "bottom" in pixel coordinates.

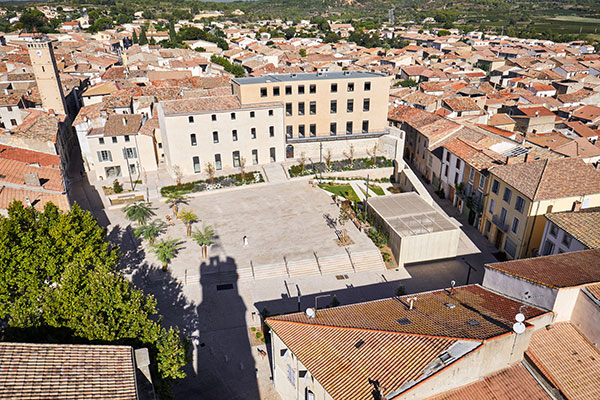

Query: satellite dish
[
  {"left": 513, "top": 322, "right": 526, "bottom": 334},
  {"left": 515, "top": 313, "right": 525, "bottom": 322},
  {"left": 305, "top": 308, "right": 316, "bottom": 319}
]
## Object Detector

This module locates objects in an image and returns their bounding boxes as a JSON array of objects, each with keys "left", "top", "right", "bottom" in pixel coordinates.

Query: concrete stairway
[
  {"left": 317, "top": 253, "right": 355, "bottom": 275},
  {"left": 350, "top": 250, "right": 386, "bottom": 272},
  {"left": 287, "top": 258, "right": 320, "bottom": 277},
  {"left": 262, "top": 163, "right": 289, "bottom": 183},
  {"left": 252, "top": 261, "right": 287, "bottom": 280}
]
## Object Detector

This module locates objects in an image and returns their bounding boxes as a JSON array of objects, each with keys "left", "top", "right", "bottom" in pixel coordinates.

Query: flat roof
[
  {"left": 232, "top": 71, "right": 385, "bottom": 85},
  {"left": 368, "top": 192, "right": 460, "bottom": 237}
]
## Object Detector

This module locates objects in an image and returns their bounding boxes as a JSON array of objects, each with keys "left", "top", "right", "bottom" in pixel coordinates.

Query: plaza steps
[
  {"left": 252, "top": 262, "right": 287, "bottom": 280},
  {"left": 317, "top": 253, "right": 355, "bottom": 275},
  {"left": 287, "top": 258, "right": 320, "bottom": 277},
  {"left": 236, "top": 267, "right": 255, "bottom": 281},
  {"left": 350, "top": 250, "right": 386, "bottom": 272},
  {"left": 262, "top": 163, "right": 289, "bottom": 183}
]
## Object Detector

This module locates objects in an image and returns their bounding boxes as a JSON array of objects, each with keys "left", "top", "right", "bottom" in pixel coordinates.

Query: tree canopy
[{"left": 0, "top": 201, "right": 186, "bottom": 396}]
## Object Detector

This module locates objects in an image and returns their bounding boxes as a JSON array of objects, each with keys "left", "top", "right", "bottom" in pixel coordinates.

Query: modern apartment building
[
  {"left": 231, "top": 71, "right": 391, "bottom": 159},
  {"left": 157, "top": 95, "right": 284, "bottom": 177}
]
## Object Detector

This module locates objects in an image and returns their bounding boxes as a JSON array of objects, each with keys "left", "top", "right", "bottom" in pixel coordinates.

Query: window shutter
[
  {"left": 97, "top": 151, "right": 102, "bottom": 162},
  {"left": 122, "top": 148, "right": 127, "bottom": 159},
  {"left": 108, "top": 151, "right": 112, "bottom": 162}
]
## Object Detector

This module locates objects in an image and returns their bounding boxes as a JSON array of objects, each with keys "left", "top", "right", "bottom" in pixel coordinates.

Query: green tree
[
  {"left": 123, "top": 201, "right": 155, "bottom": 226},
  {"left": 0, "top": 201, "right": 186, "bottom": 395},
  {"left": 164, "top": 192, "right": 188, "bottom": 218},
  {"left": 135, "top": 219, "right": 166, "bottom": 244},
  {"left": 139, "top": 26, "right": 148, "bottom": 45},
  {"left": 299, "top": 48, "right": 307, "bottom": 57},
  {"left": 20, "top": 9, "right": 49, "bottom": 32},
  {"left": 150, "top": 239, "right": 181, "bottom": 271},
  {"left": 179, "top": 209, "right": 197, "bottom": 237},
  {"left": 192, "top": 225, "right": 215, "bottom": 259},
  {"left": 132, "top": 30, "right": 138, "bottom": 44}
]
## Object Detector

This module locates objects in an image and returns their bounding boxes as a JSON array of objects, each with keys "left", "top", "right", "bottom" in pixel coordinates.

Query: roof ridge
[
  {"left": 266, "top": 319, "right": 482, "bottom": 342},
  {"left": 531, "top": 158, "right": 549, "bottom": 200}
]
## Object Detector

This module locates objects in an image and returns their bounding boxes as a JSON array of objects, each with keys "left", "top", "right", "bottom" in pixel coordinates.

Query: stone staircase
[
  {"left": 350, "top": 250, "right": 386, "bottom": 272},
  {"left": 317, "top": 253, "right": 355, "bottom": 275},
  {"left": 262, "top": 163, "right": 289, "bottom": 183},
  {"left": 252, "top": 261, "right": 288, "bottom": 280},
  {"left": 287, "top": 257, "right": 320, "bottom": 277}
]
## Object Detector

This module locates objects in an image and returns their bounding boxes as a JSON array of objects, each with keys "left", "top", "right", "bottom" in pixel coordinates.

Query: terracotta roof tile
[
  {"left": 0, "top": 342, "right": 137, "bottom": 399},
  {"left": 0, "top": 157, "right": 63, "bottom": 192},
  {"left": 545, "top": 209, "right": 600, "bottom": 249},
  {"left": 526, "top": 323, "right": 600, "bottom": 400},
  {"left": 486, "top": 249, "right": 600, "bottom": 288},
  {"left": 0, "top": 186, "right": 69, "bottom": 211},
  {"left": 0, "top": 144, "right": 59, "bottom": 167},
  {"left": 103, "top": 114, "right": 143, "bottom": 136},
  {"left": 428, "top": 363, "right": 551, "bottom": 400}
]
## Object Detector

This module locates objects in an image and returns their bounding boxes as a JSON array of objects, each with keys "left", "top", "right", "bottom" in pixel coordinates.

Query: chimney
[
  {"left": 572, "top": 200, "right": 582, "bottom": 212},
  {"left": 408, "top": 296, "right": 418, "bottom": 310},
  {"left": 24, "top": 172, "right": 41, "bottom": 186},
  {"left": 524, "top": 152, "right": 529, "bottom": 163}
]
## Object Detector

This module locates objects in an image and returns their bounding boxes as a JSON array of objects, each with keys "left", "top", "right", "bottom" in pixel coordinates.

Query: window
[
  {"left": 363, "top": 98, "right": 370, "bottom": 111},
  {"left": 515, "top": 196, "right": 525, "bottom": 213},
  {"left": 499, "top": 208, "right": 507, "bottom": 225},
  {"left": 251, "top": 127, "right": 256, "bottom": 139},
  {"left": 469, "top": 168, "right": 475, "bottom": 181},
  {"left": 489, "top": 198, "right": 496, "bottom": 214},
  {"left": 215, "top": 154, "right": 222, "bottom": 170},
  {"left": 347, "top": 99, "right": 354, "bottom": 112},
  {"left": 330, "top": 83, "right": 337, "bottom": 93},
  {"left": 129, "top": 163, "right": 137, "bottom": 176},
  {"left": 190, "top": 134, "right": 197, "bottom": 146},
  {"left": 491, "top": 179, "right": 499, "bottom": 194},
  {"left": 309, "top": 124, "right": 316, "bottom": 137},
  {"left": 445, "top": 151, "right": 450, "bottom": 162},
  {"left": 504, "top": 238, "right": 517, "bottom": 258},
  {"left": 112, "top": 137, "right": 118, "bottom": 144},
  {"left": 250, "top": 111, "right": 255, "bottom": 118},
  {"left": 260, "top": 87, "right": 267, "bottom": 97},
  {"left": 309, "top": 84, "right": 316, "bottom": 94},
  {"left": 232, "top": 130, "right": 238, "bottom": 141},
  {"left": 123, "top": 147, "right": 137, "bottom": 159},
  {"left": 158, "top": 143, "right": 162, "bottom": 149},
  {"left": 193, "top": 156, "right": 201, "bottom": 173},
  {"left": 549, "top": 223, "right": 559, "bottom": 237},
  {"left": 485, "top": 220, "right": 491, "bottom": 233},
  {"left": 347, "top": 82, "right": 354, "bottom": 92},
  {"left": 99, "top": 138, "right": 104, "bottom": 145},
  {"left": 503, "top": 188, "right": 512, "bottom": 204},
  {"left": 455, "top": 158, "right": 461, "bottom": 169},
  {"left": 346, "top": 121, "right": 353, "bottom": 134},
  {"left": 287, "top": 365, "right": 295, "bottom": 386},
  {"left": 273, "top": 86, "right": 280, "bottom": 96},
  {"left": 298, "top": 85, "right": 305, "bottom": 94},
  {"left": 211, "top": 114, "right": 217, "bottom": 121},
  {"left": 232, "top": 151, "right": 241, "bottom": 167},
  {"left": 362, "top": 120, "right": 369, "bottom": 133},
  {"left": 6, "top": 106, "right": 12, "bottom": 112},
  {"left": 286, "top": 103, "right": 292, "bottom": 116},
  {"left": 298, "top": 124, "right": 305, "bottom": 138},
  {"left": 562, "top": 234, "right": 572, "bottom": 248},
  {"left": 188, "top": 116, "right": 194, "bottom": 123},
  {"left": 330, "top": 122, "right": 336, "bottom": 136},
  {"left": 105, "top": 166, "right": 121, "bottom": 178},
  {"left": 286, "top": 125, "right": 293, "bottom": 138},
  {"left": 252, "top": 149, "right": 258, "bottom": 165},
  {"left": 269, "top": 126, "right": 275, "bottom": 137},
  {"left": 230, "top": 112, "right": 236, "bottom": 120},
  {"left": 97, "top": 150, "right": 112, "bottom": 162},
  {"left": 364, "top": 81, "right": 371, "bottom": 91},
  {"left": 479, "top": 176, "right": 486, "bottom": 189},
  {"left": 542, "top": 240, "right": 555, "bottom": 256},
  {"left": 268, "top": 109, "right": 274, "bottom": 116},
  {"left": 511, "top": 217, "right": 520, "bottom": 234},
  {"left": 285, "top": 85, "right": 292, "bottom": 95},
  {"left": 270, "top": 147, "right": 276, "bottom": 162},
  {"left": 298, "top": 102, "right": 305, "bottom": 116},
  {"left": 124, "top": 135, "right": 130, "bottom": 142},
  {"left": 330, "top": 100, "right": 337, "bottom": 114},
  {"left": 310, "top": 101, "right": 316, "bottom": 115},
  {"left": 213, "top": 131, "right": 219, "bottom": 143}
]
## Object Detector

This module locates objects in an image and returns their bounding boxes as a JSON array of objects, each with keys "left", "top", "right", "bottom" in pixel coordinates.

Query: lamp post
[{"left": 314, "top": 294, "right": 331, "bottom": 316}]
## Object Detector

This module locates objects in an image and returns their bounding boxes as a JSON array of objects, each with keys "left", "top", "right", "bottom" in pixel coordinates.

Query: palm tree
[
  {"left": 134, "top": 219, "right": 166, "bottom": 244},
  {"left": 179, "top": 209, "right": 198, "bottom": 237},
  {"left": 150, "top": 238, "right": 181, "bottom": 271},
  {"left": 164, "top": 192, "right": 188, "bottom": 218},
  {"left": 123, "top": 201, "right": 155, "bottom": 226},
  {"left": 192, "top": 225, "right": 215, "bottom": 259}
]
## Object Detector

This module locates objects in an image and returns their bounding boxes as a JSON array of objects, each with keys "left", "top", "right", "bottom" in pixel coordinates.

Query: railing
[{"left": 492, "top": 214, "right": 509, "bottom": 232}]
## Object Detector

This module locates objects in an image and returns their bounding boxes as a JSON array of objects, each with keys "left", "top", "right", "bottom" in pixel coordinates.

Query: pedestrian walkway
[{"left": 262, "top": 163, "right": 289, "bottom": 183}]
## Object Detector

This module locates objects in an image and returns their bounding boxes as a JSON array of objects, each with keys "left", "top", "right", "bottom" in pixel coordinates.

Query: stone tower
[{"left": 27, "top": 37, "right": 67, "bottom": 115}]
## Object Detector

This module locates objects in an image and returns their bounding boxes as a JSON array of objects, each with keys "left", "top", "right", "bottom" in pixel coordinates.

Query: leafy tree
[
  {"left": 164, "top": 192, "right": 188, "bottom": 218},
  {"left": 139, "top": 26, "right": 148, "bottom": 45},
  {"left": 299, "top": 48, "right": 306, "bottom": 57},
  {"left": 150, "top": 239, "right": 181, "bottom": 271},
  {"left": 178, "top": 209, "right": 197, "bottom": 237},
  {"left": 323, "top": 32, "right": 340, "bottom": 43},
  {"left": 20, "top": 9, "right": 49, "bottom": 32},
  {"left": 132, "top": 29, "right": 138, "bottom": 44},
  {"left": 395, "top": 79, "right": 418, "bottom": 87},
  {"left": 192, "top": 225, "right": 215, "bottom": 259},
  {"left": 123, "top": 201, "right": 155, "bottom": 226},
  {"left": 135, "top": 219, "right": 166, "bottom": 244},
  {"left": 0, "top": 201, "right": 186, "bottom": 396}
]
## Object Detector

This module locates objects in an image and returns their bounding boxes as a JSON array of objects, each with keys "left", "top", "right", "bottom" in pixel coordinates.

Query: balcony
[{"left": 492, "top": 214, "right": 508, "bottom": 233}]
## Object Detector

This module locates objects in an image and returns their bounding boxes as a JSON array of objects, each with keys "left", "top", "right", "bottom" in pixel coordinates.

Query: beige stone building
[
  {"left": 157, "top": 95, "right": 285, "bottom": 177},
  {"left": 231, "top": 71, "right": 391, "bottom": 160},
  {"left": 26, "top": 38, "right": 67, "bottom": 115}
]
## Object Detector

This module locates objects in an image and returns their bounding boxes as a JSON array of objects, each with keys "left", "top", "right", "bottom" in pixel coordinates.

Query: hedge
[{"left": 160, "top": 172, "right": 264, "bottom": 196}]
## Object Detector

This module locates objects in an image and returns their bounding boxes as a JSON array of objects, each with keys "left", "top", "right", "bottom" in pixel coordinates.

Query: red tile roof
[
  {"left": 526, "top": 323, "right": 600, "bottom": 400},
  {"left": 486, "top": 249, "right": 600, "bottom": 289},
  {"left": 0, "top": 342, "right": 137, "bottom": 399},
  {"left": 0, "top": 144, "right": 60, "bottom": 167},
  {"left": 0, "top": 186, "right": 69, "bottom": 211},
  {"left": 428, "top": 363, "right": 551, "bottom": 400}
]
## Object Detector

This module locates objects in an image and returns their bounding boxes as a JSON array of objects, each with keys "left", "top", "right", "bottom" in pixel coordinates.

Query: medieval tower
[{"left": 27, "top": 37, "right": 67, "bottom": 115}]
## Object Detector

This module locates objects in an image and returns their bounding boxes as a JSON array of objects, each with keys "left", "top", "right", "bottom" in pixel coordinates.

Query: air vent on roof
[
  {"left": 396, "top": 318, "right": 411, "bottom": 325},
  {"left": 355, "top": 340, "right": 365, "bottom": 349},
  {"left": 467, "top": 320, "right": 480, "bottom": 326},
  {"left": 439, "top": 352, "right": 452, "bottom": 363},
  {"left": 444, "top": 303, "right": 456, "bottom": 309}
]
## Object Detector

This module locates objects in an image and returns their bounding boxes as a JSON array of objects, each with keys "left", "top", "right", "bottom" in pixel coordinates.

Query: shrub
[
  {"left": 160, "top": 172, "right": 264, "bottom": 196},
  {"left": 113, "top": 179, "right": 123, "bottom": 194},
  {"left": 396, "top": 284, "right": 406, "bottom": 296},
  {"left": 288, "top": 157, "right": 393, "bottom": 177}
]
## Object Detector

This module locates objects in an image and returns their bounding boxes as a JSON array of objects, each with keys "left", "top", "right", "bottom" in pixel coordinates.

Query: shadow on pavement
[{"left": 107, "top": 224, "right": 146, "bottom": 274}]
